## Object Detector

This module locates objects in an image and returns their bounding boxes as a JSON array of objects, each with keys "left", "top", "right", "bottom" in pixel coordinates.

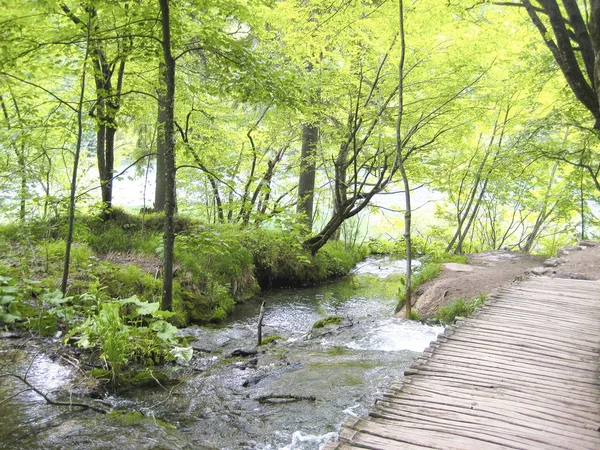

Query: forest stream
[{"left": 0, "top": 257, "right": 443, "bottom": 450}]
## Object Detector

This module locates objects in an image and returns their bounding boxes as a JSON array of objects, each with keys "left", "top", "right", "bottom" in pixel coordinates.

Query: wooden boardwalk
[{"left": 324, "top": 277, "right": 600, "bottom": 449}]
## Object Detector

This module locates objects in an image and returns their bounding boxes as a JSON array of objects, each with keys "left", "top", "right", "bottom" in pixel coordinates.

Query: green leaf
[
  {"left": 119, "top": 295, "right": 142, "bottom": 306},
  {"left": 0, "top": 285, "right": 19, "bottom": 294},
  {"left": 136, "top": 301, "right": 159, "bottom": 316},
  {"left": 170, "top": 346, "right": 193, "bottom": 362},
  {"left": 42, "top": 290, "right": 70, "bottom": 305},
  {"left": 150, "top": 309, "right": 177, "bottom": 319},
  {"left": 0, "top": 311, "right": 21, "bottom": 323},
  {"left": 1, "top": 302, "right": 21, "bottom": 323},
  {"left": 151, "top": 320, "right": 178, "bottom": 342},
  {"left": 1, "top": 295, "right": 15, "bottom": 304}
]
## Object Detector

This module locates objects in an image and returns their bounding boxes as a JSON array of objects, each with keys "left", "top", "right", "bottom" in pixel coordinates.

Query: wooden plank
[
  {"left": 346, "top": 418, "right": 526, "bottom": 450},
  {"left": 371, "top": 399, "right": 600, "bottom": 444},
  {"left": 392, "top": 368, "right": 598, "bottom": 404},
  {"left": 400, "top": 377, "right": 600, "bottom": 415},
  {"left": 411, "top": 359, "right": 599, "bottom": 391},
  {"left": 322, "top": 444, "right": 375, "bottom": 450},
  {"left": 368, "top": 411, "right": 599, "bottom": 450},
  {"left": 449, "top": 325, "right": 600, "bottom": 353},
  {"left": 428, "top": 344, "right": 599, "bottom": 374},
  {"left": 436, "top": 336, "right": 599, "bottom": 365},
  {"left": 474, "top": 311, "right": 600, "bottom": 334},
  {"left": 464, "top": 314, "right": 600, "bottom": 338},
  {"left": 422, "top": 352, "right": 600, "bottom": 381},
  {"left": 380, "top": 386, "right": 600, "bottom": 431}
]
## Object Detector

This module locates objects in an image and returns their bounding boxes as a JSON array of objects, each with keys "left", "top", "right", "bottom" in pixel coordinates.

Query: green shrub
[
  {"left": 435, "top": 294, "right": 486, "bottom": 325},
  {"left": 174, "top": 225, "right": 259, "bottom": 323},
  {"left": 38, "top": 240, "right": 93, "bottom": 269},
  {"left": 96, "top": 264, "right": 162, "bottom": 303},
  {"left": 96, "top": 302, "right": 132, "bottom": 381},
  {"left": 69, "top": 295, "right": 192, "bottom": 390},
  {"left": 367, "top": 238, "right": 397, "bottom": 255},
  {"left": 86, "top": 226, "right": 131, "bottom": 254},
  {"left": 0, "top": 275, "right": 79, "bottom": 335},
  {"left": 315, "top": 241, "right": 368, "bottom": 279},
  {"left": 0, "top": 276, "right": 24, "bottom": 325}
]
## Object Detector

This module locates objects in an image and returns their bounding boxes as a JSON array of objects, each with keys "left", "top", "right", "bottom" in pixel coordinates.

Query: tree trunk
[
  {"left": 62, "top": 17, "right": 90, "bottom": 294},
  {"left": 522, "top": 163, "right": 558, "bottom": 253},
  {"left": 96, "top": 121, "right": 116, "bottom": 215},
  {"left": 297, "top": 124, "right": 318, "bottom": 230},
  {"left": 455, "top": 177, "right": 488, "bottom": 254},
  {"left": 159, "top": 0, "right": 176, "bottom": 312},
  {"left": 397, "top": 0, "right": 412, "bottom": 320},
  {"left": 0, "top": 95, "right": 28, "bottom": 220},
  {"left": 18, "top": 150, "right": 26, "bottom": 220},
  {"left": 580, "top": 165, "right": 586, "bottom": 240},
  {"left": 154, "top": 62, "right": 167, "bottom": 212},
  {"left": 61, "top": 4, "right": 127, "bottom": 218}
]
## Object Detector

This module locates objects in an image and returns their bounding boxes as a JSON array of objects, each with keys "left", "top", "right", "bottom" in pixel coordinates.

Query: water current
[{"left": 0, "top": 256, "right": 443, "bottom": 450}]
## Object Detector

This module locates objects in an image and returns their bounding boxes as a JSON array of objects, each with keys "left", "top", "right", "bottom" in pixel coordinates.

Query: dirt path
[{"left": 404, "top": 241, "right": 600, "bottom": 319}]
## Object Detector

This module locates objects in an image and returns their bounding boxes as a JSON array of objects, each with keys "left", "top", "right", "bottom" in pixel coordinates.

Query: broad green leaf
[
  {"left": 170, "top": 346, "right": 193, "bottom": 362},
  {"left": 151, "top": 320, "right": 178, "bottom": 342},
  {"left": 0, "top": 311, "right": 21, "bottom": 323},
  {"left": 1, "top": 295, "right": 15, "bottom": 304},
  {"left": 150, "top": 309, "right": 178, "bottom": 319},
  {"left": 136, "top": 301, "right": 160, "bottom": 316},
  {"left": 0, "top": 285, "right": 19, "bottom": 294}
]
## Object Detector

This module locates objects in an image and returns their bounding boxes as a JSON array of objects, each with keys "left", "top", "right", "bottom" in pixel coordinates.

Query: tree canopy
[{"left": 1, "top": 0, "right": 599, "bottom": 303}]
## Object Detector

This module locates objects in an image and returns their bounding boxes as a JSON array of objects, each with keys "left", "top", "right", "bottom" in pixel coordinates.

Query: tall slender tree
[
  {"left": 158, "top": 0, "right": 176, "bottom": 311},
  {"left": 396, "top": 0, "right": 413, "bottom": 320}
]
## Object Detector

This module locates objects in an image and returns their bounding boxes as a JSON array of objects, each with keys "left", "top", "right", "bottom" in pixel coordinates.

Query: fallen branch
[
  {"left": 143, "top": 372, "right": 193, "bottom": 412},
  {"left": 256, "top": 394, "right": 316, "bottom": 404},
  {"left": 257, "top": 300, "right": 266, "bottom": 346},
  {"left": 0, "top": 372, "right": 108, "bottom": 414}
]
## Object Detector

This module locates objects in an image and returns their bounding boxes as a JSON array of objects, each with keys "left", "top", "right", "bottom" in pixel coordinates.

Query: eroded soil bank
[{"left": 407, "top": 241, "right": 600, "bottom": 319}]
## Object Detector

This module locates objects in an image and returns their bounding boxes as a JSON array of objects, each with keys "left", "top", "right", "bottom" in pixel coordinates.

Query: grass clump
[
  {"left": 259, "top": 335, "right": 284, "bottom": 345},
  {"left": 435, "top": 294, "right": 486, "bottom": 325},
  {"left": 395, "top": 262, "right": 442, "bottom": 312},
  {"left": 312, "top": 316, "right": 343, "bottom": 329},
  {"left": 431, "top": 252, "right": 468, "bottom": 264}
]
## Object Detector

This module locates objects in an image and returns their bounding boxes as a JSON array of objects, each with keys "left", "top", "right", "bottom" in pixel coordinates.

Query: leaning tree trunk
[{"left": 159, "top": 0, "right": 176, "bottom": 312}]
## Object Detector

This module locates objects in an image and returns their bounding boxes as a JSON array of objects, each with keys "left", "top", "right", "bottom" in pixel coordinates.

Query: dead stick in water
[{"left": 257, "top": 300, "right": 266, "bottom": 346}]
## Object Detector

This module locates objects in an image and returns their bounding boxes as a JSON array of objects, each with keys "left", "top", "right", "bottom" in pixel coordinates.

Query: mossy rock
[
  {"left": 259, "top": 335, "right": 284, "bottom": 346},
  {"left": 312, "top": 316, "right": 344, "bottom": 329},
  {"left": 119, "top": 369, "right": 172, "bottom": 388},
  {"left": 89, "top": 368, "right": 173, "bottom": 389},
  {"left": 107, "top": 411, "right": 177, "bottom": 430}
]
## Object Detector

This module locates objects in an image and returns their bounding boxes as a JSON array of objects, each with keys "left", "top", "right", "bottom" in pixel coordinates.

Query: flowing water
[{"left": 0, "top": 257, "right": 443, "bottom": 450}]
